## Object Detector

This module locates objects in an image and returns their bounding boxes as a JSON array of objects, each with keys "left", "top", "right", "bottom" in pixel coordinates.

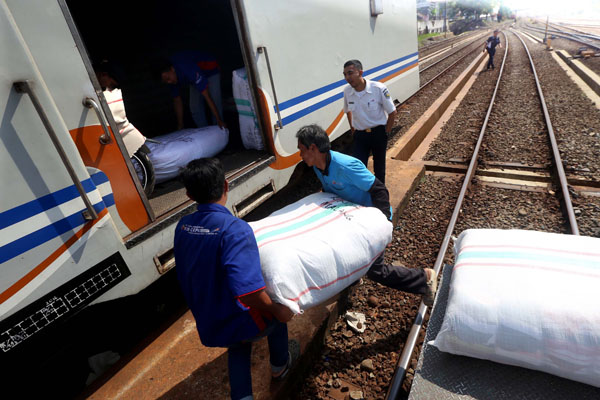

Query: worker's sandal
[{"left": 271, "top": 339, "right": 300, "bottom": 382}]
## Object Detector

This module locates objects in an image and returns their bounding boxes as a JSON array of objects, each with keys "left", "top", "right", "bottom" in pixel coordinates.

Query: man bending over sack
[
  {"left": 296, "top": 124, "right": 438, "bottom": 306},
  {"left": 174, "top": 158, "right": 298, "bottom": 400}
]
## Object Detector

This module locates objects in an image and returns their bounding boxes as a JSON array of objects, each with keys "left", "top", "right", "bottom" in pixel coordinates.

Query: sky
[
  {"left": 501, "top": 0, "right": 600, "bottom": 21},
  {"left": 421, "top": 0, "right": 600, "bottom": 22}
]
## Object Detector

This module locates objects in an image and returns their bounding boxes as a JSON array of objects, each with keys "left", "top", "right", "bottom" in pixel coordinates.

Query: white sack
[
  {"left": 147, "top": 127, "right": 228, "bottom": 183},
  {"left": 249, "top": 192, "right": 393, "bottom": 314},
  {"left": 232, "top": 68, "right": 264, "bottom": 150},
  {"left": 430, "top": 229, "right": 600, "bottom": 388}
]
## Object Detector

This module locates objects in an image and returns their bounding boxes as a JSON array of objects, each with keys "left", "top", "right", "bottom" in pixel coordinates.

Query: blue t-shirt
[
  {"left": 313, "top": 151, "right": 375, "bottom": 207},
  {"left": 174, "top": 203, "right": 266, "bottom": 347},
  {"left": 168, "top": 51, "right": 220, "bottom": 97}
]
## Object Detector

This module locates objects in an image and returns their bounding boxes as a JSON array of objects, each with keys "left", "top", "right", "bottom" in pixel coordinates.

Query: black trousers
[
  {"left": 486, "top": 49, "right": 496, "bottom": 69},
  {"left": 352, "top": 125, "right": 387, "bottom": 184},
  {"left": 366, "top": 253, "right": 428, "bottom": 294}
]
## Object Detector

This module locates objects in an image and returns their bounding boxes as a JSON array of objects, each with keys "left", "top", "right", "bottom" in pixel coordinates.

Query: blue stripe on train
[
  {"left": 280, "top": 58, "right": 419, "bottom": 126},
  {"left": 276, "top": 52, "right": 418, "bottom": 113},
  {"left": 0, "top": 197, "right": 110, "bottom": 264},
  {"left": 0, "top": 172, "right": 109, "bottom": 230}
]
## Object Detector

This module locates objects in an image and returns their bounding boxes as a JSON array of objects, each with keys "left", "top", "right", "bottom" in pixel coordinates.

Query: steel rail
[
  {"left": 420, "top": 35, "right": 483, "bottom": 73},
  {"left": 554, "top": 21, "right": 600, "bottom": 35},
  {"left": 523, "top": 24, "right": 600, "bottom": 51},
  {"left": 512, "top": 30, "right": 580, "bottom": 235},
  {"left": 397, "top": 41, "right": 485, "bottom": 111},
  {"left": 386, "top": 28, "right": 581, "bottom": 399},
  {"left": 546, "top": 23, "right": 600, "bottom": 43},
  {"left": 420, "top": 44, "right": 482, "bottom": 89},
  {"left": 419, "top": 31, "right": 483, "bottom": 56},
  {"left": 400, "top": 25, "right": 508, "bottom": 109},
  {"left": 384, "top": 31, "right": 511, "bottom": 400},
  {"left": 419, "top": 35, "right": 467, "bottom": 56},
  {"left": 419, "top": 33, "right": 487, "bottom": 65}
]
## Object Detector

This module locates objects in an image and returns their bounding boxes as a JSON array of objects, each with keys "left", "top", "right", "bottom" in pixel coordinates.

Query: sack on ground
[
  {"left": 232, "top": 68, "right": 264, "bottom": 150},
  {"left": 430, "top": 229, "right": 600, "bottom": 388},
  {"left": 147, "top": 126, "right": 229, "bottom": 183},
  {"left": 249, "top": 192, "right": 393, "bottom": 314}
]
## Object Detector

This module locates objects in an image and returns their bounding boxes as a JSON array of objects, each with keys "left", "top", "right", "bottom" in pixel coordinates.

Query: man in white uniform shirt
[{"left": 343, "top": 59, "right": 397, "bottom": 183}]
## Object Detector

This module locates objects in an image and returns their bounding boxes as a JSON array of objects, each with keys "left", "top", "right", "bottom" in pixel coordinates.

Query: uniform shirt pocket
[{"left": 366, "top": 98, "right": 379, "bottom": 115}]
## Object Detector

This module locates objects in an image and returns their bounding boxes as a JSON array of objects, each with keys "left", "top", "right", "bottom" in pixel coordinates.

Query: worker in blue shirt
[
  {"left": 174, "top": 158, "right": 297, "bottom": 400},
  {"left": 296, "top": 124, "right": 437, "bottom": 306},
  {"left": 483, "top": 29, "right": 502, "bottom": 70},
  {"left": 158, "top": 51, "right": 225, "bottom": 130}
]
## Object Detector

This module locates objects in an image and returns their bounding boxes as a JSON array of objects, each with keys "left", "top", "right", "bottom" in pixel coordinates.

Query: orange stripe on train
[{"left": 0, "top": 209, "right": 109, "bottom": 305}]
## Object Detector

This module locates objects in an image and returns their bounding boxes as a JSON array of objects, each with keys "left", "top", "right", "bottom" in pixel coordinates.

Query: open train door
[
  {"left": 11, "top": 0, "right": 155, "bottom": 239},
  {"left": 58, "top": 1, "right": 154, "bottom": 236}
]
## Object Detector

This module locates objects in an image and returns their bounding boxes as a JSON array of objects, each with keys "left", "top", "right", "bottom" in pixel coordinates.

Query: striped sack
[
  {"left": 249, "top": 192, "right": 392, "bottom": 314},
  {"left": 232, "top": 68, "right": 264, "bottom": 150},
  {"left": 431, "top": 229, "right": 600, "bottom": 388}
]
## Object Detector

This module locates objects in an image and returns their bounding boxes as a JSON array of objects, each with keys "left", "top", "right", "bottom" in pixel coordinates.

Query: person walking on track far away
[
  {"left": 296, "top": 124, "right": 438, "bottom": 306},
  {"left": 343, "top": 59, "right": 397, "bottom": 184},
  {"left": 174, "top": 158, "right": 299, "bottom": 400},
  {"left": 484, "top": 29, "right": 502, "bottom": 70}
]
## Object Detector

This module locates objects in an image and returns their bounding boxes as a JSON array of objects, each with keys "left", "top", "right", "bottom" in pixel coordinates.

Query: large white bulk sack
[
  {"left": 232, "top": 68, "right": 264, "bottom": 150},
  {"left": 249, "top": 192, "right": 393, "bottom": 314},
  {"left": 430, "top": 229, "right": 600, "bottom": 388},
  {"left": 147, "top": 127, "right": 228, "bottom": 183}
]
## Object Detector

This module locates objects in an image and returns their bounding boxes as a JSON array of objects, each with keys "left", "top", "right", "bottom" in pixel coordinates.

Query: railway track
[
  {"left": 419, "top": 33, "right": 487, "bottom": 88},
  {"left": 518, "top": 23, "right": 600, "bottom": 78},
  {"left": 419, "top": 30, "right": 487, "bottom": 58},
  {"left": 388, "top": 29, "right": 505, "bottom": 150},
  {"left": 522, "top": 23, "right": 600, "bottom": 52},
  {"left": 419, "top": 32, "right": 487, "bottom": 69},
  {"left": 385, "top": 29, "right": 595, "bottom": 399}
]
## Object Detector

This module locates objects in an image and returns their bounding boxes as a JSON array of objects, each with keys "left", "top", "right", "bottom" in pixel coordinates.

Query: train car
[{"left": 0, "top": 0, "right": 418, "bottom": 387}]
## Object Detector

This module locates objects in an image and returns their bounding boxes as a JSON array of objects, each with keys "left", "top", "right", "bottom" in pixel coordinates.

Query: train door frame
[{"left": 58, "top": 0, "right": 156, "bottom": 224}]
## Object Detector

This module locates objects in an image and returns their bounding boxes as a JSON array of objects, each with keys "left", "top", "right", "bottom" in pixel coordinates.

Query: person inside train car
[
  {"left": 174, "top": 158, "right": 298, "bottom": 400},
  {"left": 296, "top": 125, "right": 437, "bottom": 306},
  {"left": 483, "top": 29, "right": 502, "bottom": 70},
  {"left": 156, "top": 50, "right": 226, "bottom": 130},
  {"left": 342, "top": 59, "right": 397, "bottom": 184},
  {"left": 94, "top": 61, "right": 156, "bottom": 195},
  {"left": 95, "top": 60, "right": 147, "bottom": 158}
]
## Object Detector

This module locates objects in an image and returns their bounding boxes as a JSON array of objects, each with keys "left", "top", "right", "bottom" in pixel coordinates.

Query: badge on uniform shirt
[{"left": 383, "top": 88, "right": 390, "bottom": 98}]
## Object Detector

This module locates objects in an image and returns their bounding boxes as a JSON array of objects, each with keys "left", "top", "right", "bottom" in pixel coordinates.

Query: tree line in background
[{"left": 419, "top": 1, "right": 514, "bottom": 22}]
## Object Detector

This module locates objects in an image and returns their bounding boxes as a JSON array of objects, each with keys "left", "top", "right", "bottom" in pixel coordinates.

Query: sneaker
[
  {"left": 423, "top": 268, "right": 438, "bottom": 307},
  {"left": 271, "top": 339, "right": 300, "bottom": 381}
]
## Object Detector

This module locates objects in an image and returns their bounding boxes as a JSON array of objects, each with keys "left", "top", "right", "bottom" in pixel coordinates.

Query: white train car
[{"left": 0, "top": 0, "right": 418, "bottom": 367}]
